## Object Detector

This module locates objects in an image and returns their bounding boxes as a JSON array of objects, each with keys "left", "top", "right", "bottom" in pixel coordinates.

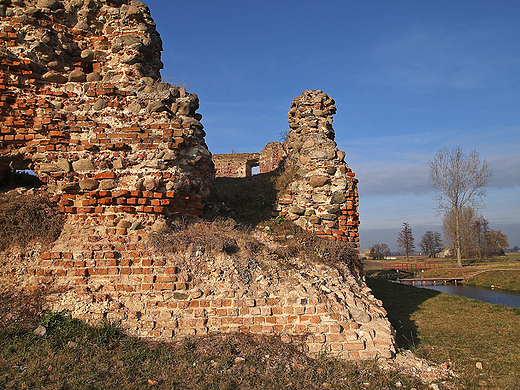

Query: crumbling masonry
[
  {"left": 0, "top": 0, "right": 395, "bottom": 359},
  {"left": 213, "top": 90, "right": 360, "bottom": 247}
]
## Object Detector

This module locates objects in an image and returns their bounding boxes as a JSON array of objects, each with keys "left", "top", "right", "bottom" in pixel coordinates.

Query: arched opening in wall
[{"left": 245, "top": 158, "right": 260, "bottom": 177}]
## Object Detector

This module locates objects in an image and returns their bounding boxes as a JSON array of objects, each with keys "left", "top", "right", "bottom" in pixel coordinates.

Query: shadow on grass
[{"left": 366, "top": 279, "right": 440, "bottom": 350}]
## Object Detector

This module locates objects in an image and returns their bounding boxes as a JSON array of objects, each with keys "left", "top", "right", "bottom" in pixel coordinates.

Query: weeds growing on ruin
[
  {"left": 149, "top": 218, "right": 362, "bottom": 277},
  {"left": 0, "top": 192, "right": 64, "bottom": 252}
]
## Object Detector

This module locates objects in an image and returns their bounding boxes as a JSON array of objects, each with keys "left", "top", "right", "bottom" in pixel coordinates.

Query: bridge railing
[{"left": 380, "top": 263, "right": 440, "bottom": 271}]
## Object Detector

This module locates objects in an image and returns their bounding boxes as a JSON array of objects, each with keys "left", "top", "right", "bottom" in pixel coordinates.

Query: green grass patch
[
  {"left": 465, "top": 270, "right": 520, "bottom": 292},
  {"left": 367, "top": 279, "right": 520, "bottom": 389}
]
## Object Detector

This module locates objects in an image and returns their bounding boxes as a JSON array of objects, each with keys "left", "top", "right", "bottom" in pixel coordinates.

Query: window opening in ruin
[{"left": 245, "top": 159, "right": 260, "bottom": 177}]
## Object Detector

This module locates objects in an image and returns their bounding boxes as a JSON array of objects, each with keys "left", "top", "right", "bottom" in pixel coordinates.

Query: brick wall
[
  {"left": 0, "top": 1, "right": 214, "bottom": 226},
  {"left": 1, "top": 1, "right": 395, "bottom": 360},
  {"left": 213, "top": 142, "right": 285, "bottom": 178},
  {"left": 31, "top": 224, "right": 395, "bottom": 360}
]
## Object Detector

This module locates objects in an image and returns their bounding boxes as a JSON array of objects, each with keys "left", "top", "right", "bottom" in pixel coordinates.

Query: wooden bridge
[
  {"left": 396, "top": 277, "right": 465, "bottom": 286},
  {"left": 381, "top": 262, "right": 440, "bottom": 271}
]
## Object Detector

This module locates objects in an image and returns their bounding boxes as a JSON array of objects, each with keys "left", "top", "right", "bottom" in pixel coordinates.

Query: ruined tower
[{"left": 277, "top": 90, "right": 359, "bottom": 246}]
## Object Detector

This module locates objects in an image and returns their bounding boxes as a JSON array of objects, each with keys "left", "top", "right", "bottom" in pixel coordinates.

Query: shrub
[{"left": 0, "top": 191, "right": 64, "bottom": 251}]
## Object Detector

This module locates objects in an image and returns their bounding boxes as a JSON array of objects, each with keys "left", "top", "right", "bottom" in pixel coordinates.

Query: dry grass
[
  {"left": 0, "top": 307, "right": 427, "bottom": 390},
  {"left": 149, "top": 219, "right": 361, "bottom": 275},
  {"left": 261, "top": 218, "right": 362, "bottom": 274},
  {"left": 368, "top": 279, "right": 520, "bottom": 389},
  {"left": 0, "top": 191, "right": 64, "bottom": 252}
]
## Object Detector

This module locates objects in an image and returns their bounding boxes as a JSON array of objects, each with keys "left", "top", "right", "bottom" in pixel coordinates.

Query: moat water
[{"left": 412, "top": 283, "right": 520, "bottom": 308}]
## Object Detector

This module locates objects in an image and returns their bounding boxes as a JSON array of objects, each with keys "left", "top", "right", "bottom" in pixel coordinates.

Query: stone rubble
[{"left": 1, "top": 0, "right": 396, "bottom": 361}]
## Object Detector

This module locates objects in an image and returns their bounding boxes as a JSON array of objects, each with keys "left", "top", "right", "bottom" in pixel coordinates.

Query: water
[{"left": 410, "top": 283, "right": 520, "bottom": 308}]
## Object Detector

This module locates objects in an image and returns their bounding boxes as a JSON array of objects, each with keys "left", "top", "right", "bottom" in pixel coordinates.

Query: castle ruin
[{"left": 0, "top": 0, "right": 395, "bottom": 360}]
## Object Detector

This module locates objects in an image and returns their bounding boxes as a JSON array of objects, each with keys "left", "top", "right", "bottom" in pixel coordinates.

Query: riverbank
[
  {"left": 367, "top": 279, "right": 520, "bottom": 389},
  {"left": 365, "top": 255, "right": 520, "bottom": 293}
]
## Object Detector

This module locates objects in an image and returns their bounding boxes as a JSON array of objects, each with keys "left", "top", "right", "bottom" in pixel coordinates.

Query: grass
[
  {"left": 3, "top": 278, "right": 520, "bottom": 389},
  {"left": 465, "top": 270, "right": 520, "bottom": 292},
  {"left": 149, "top": 219, "right": 361, "bottom": 275},
  {"left": 0, "top": 294, "right": 428, "bottom": 390},
  {"left": 367, "top": 279, "right": 520, "bottom": 389}
]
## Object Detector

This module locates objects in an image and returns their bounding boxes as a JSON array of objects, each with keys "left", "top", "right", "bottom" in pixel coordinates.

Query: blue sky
[{"left": 144, "top": 0, "right": 520, "bottom": 251}]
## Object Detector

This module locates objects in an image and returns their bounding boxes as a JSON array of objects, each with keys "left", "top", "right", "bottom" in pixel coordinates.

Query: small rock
[
  {"left": 79, "top": 179, "right": 99, "bottom": 191},
  {"left": 33, "top": 325, "right": 46, "bottom": 337},
  {"left": 57, "top": 158, "right": 71, "bottom": 172},
  {"left": 476, "top": 361, "right": 483, "bottom": 370},
  {"left": 141, "top": 77, "right": 154, "bottom": 86},
  {"left": 37, "top": 0, "right": 60, "bottom": 9},
  {"left": 127, "top": 102, "right": 142, "bottom": 113},
  {"left": 152, "top": 219, "right": 169, "bottom": 233},
  {"left": 39, "top": 162, "right": 61, "bottom": 173},
  {"left": 120, "top": 53, "right": 140, "bottom": 65},
  {"left": 117, "top": 220, "right": 133, "bottom": 229},
  {"left": 234, "top": 357, "right": 246, "bottom": 364},
  {"left": 310, "top": 150, "right": 327, "bottom": 159},
  {"left": 143, "top": 176, "right": 158, "bottom": 191},
  {"left": 99, "top": 179, "right": 116, "bottom": 190},
  {"left": 72, "top": 158, "right": 95, "bottom": 172},
  {"left": 289, "top": 205, "right": 305, "bottom": 215},
  {"left": 80, "top": 49, "right": 94, "bottom": 60},
  {"left": 60, "top": 182, "right": 80, "bottom": 193},
  {"left": 330, "top": 191, "right": 346, "bottom": 204},
  {"left": 146, "top": 101, "right": 168, "bottom": 113},
  {"left": 42, "top": 71, "right": 67, "bottom": 84},
  {"left": 92, "top": 98, "right": 108, "bottom": 111},
  {"left": 86, "top": 72, "right": 102, "bottom": 82},
  {"left": 309, "top": 176, "right": 328, "bottom": 188},
  {"left": 68, "top": 69, "right": 86, "bottom": 82},
  {"left": 112, "top": 157, "right": 125, "bottom": 169}
]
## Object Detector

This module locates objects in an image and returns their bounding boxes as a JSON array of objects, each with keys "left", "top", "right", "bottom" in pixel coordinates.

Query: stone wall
[
  {"left": 276, "top": 90, "right": 359, "bottom": 247},
  {"left": 0, "top": 0, "right": 214, "bottom": 225},
  {"left": 1, "top": 1, "right": 394, "bottom": 360},
  {"left": 213, "top": 142, "right": 285, "bottom": 178},
  {"left": 33, "top": 222, "right": 395, "bottom": 360}
]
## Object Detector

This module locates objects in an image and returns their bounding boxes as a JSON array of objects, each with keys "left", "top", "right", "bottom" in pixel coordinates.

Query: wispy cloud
[
  {"left": 363, "top": 21, "right": 520, "bottom": 92},
  {"left": 338, "top": 126, "right": 520, "bottom": 197}
]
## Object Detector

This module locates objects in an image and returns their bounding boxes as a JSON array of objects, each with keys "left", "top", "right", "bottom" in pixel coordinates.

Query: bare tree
[
  {"left": 443, "top": 205, "right": 479, "bottom": 259},
  {"left": 429, "top": 147, "right": 492, "bottom": 267},
  {"left": 397, "top": 222, "right": 414, "bottom": 261},
  {"left": 419, "top": 231, "right": 443, "bottom": 258},
  {"left": 370, "top": 243, "right": 391, "bottom": 260},
  {"left": 473, "top": 216, "right": 491, "bottom": 258},
  {"left": 488, "top": 230, "right": 509, "bottom": 255}
]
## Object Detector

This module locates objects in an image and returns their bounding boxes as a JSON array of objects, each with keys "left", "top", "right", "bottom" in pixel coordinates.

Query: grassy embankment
[
  {"left": 2, "top": 281, "right": 520, "bottom": 389},
  {"left": 0, "top": 292, "right": 427, "bottom": 390},
  {"left": 367, "top": 279, "right": 520, "bottom": 390},
  {"left": 2, "top": 173, "right": 520, "bottom": 388}
]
